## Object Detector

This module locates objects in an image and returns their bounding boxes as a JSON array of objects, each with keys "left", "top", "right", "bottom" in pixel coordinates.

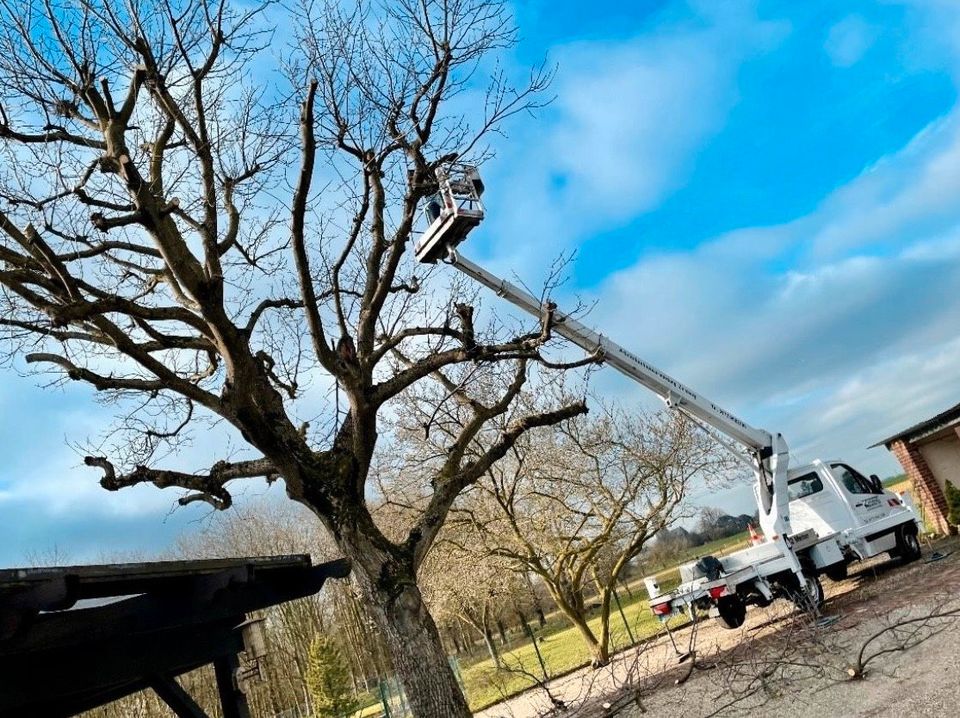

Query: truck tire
[
  {"left": 824, "top": 562, "right": 848, "bottom": 582},
  {"left": 897, "top": 524, "right": 922, "bottom": 563},
  {"left": 791, "top": 574, "right": 824, "bottom": 612},
  {"left": 715, "top": 595, "right": 746, "bottom": 629}
]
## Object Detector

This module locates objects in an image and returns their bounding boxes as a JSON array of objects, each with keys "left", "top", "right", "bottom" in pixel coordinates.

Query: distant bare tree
[
  {"left": 696, "top": 506, "right": 736, "bottom": 543},
  {"left": 460, "top": 406, "right": 728, "bottom": 667},
  {"left": 0, "top": 1, "right": 582, "bottom": 713},
  {"left": 643, "top": 529, "right": 696, "bottom": 571},
  {"left": 420, "top": 529, "right": 528, "bottom": 669},
  {"left": 23, "top": 544, "right": 74, "bottom": 567}
]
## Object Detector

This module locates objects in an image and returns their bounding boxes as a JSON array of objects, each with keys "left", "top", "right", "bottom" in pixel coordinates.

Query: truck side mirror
[{"left": 869, "top": 474, "right": 883, "bottom": 494}]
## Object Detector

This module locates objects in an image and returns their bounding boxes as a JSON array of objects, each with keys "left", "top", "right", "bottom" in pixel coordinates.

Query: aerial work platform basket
[{"left": 414, "top": 164, "right": 485, "bottom": 263}]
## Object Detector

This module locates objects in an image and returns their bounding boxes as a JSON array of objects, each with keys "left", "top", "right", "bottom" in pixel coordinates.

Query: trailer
[{"left": 413, "top": 164, "right": 922, "bottom": 628}]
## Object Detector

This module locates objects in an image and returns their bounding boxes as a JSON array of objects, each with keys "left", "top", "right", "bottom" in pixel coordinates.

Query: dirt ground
[{"left": 477, "top": 536, "right": 960, "bottom": 718}]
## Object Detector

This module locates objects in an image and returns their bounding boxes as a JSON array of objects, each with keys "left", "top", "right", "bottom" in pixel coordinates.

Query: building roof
[
  {"left": 0, "top": 554, "right": 350, "bottom": 717},
  {"left": 871, "top": 400, "right": 960, "bottom": 448}
]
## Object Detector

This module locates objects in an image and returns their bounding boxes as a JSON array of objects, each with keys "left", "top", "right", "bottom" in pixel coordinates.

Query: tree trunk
[
  {"left": 447, "top": 628, "right": 462, "bottom": 655},
  {"left": 496, "top": 618, "right": 509, "bottom": 646},
  {"left": 572, "top": 612, "right": 609, "bottom": 667},
  {"left": 524, "top": 574, "right": 548, "bottom": 627},
  {"left": 461, "top": 611, "right": 503, "bottom": 668},
  {"left": 336, "top": 525, "right": 471, "bottom": 718},
  {"left": 536, "top": 604, "right": 547, "bottom": 628},
  {"left": 596, "top": 587, "right": 613, "bottom": 663},
  {"left": 457, "top": 620, "right": 472, "bottom": 656},
  {"left": 481, "top": 623, "right": 502, "bottom": 668},
  {"left": 549, "top": 588, "right": 610, "bottom": 668}
]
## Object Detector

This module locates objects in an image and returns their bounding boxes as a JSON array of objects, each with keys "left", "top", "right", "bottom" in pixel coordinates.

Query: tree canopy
[{"left": 0, "top": 1, "right": 585, "bottom": 714}]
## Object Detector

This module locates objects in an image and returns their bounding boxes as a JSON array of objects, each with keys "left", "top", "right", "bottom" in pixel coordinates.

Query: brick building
[{"left": 874, "top": 403, "right": 960, "bottom": 534}]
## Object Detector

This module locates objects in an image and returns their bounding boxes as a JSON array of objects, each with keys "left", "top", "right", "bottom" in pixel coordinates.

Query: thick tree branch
[
  {"left": 291, "top": 79, "right": 337, "bottom": 372},
  {"left": 25, "top": 353, "right": 167, "bottom": 392},
  {"left": 87, "top": 455, "right": 278, "bottom": 510},
  {"left": 410, "top": 398, "right": 588, "bottom": 567},
  {"left": 0, "top": 117, "right": 106, "bottom": 149}
]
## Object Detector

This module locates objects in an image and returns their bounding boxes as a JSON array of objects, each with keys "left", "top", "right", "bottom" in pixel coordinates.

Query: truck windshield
[
  {"left": 831, "top": 463, "right": 878, "bottom": 494},
  {"left": 788, "top": 472, "right": 823, "bottom": 501}
]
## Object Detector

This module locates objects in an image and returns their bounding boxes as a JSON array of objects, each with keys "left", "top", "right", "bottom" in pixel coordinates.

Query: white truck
[
  {"left": 644, "top": 460, "right": 920, "bottom": 627},
  {"left": 413, "top": 165, "right": 922, "bottom": 630}
]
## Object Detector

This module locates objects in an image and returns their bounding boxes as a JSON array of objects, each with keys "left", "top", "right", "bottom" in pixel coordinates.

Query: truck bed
[{"left": 648, "top": 536, "right": 827, "bottom": 614}]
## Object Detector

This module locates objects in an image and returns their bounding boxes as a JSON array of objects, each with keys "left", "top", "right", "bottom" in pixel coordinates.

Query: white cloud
[
  {"left": 817, "top": 337, "right": 960, "bottom": 440},
  {"left": 474, "top": 5, "right": 790, "bottom": 281},
  {"left": 824, "top": 16, "right": 877, "bottom": 67},
  {"left": 575, "top": 104, "right": 960, "bottom": 482},
  {"left": 809, "top": 113, "right": 960, "bottom": 257},
  {"left": 781, "top": 334, "right": 960, "bottom": 475},
  {"left": 547, "top": 37, "right": 733, "bottom": 218}
]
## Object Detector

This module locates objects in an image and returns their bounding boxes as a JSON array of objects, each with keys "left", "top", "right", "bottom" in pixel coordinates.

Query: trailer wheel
[
  {"left": 824, "top": 562, "right": 848, "bottom": 582},
  {"left": 897, "top": 524, "right": 922, "bottom": 563},
  {"left": 791, "top": 574, "right": 824, "bottom": 612},
  {"left": 715, "top": 595, "right": 746, "bottom": 629}
]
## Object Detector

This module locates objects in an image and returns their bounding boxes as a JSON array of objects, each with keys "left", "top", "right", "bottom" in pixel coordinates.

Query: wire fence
[{"left": 377, "top": 657, "right": 464, "bottom": 718}]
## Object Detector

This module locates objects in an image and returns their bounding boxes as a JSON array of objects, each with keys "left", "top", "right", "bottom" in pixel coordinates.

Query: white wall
[{"left": 918, "top": 432, "right": 960, "bottom": 494}]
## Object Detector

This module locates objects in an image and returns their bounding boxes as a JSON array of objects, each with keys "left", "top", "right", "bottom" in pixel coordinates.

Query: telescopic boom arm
[
  {"left": 447, "top": 251, "right": 794, "bottom": 546},
  {"left": 449, "top": 252, "right": 772, "bottom": 457},
  {"left": 414, "top": 164, "right": 795, "bottom": 548}
]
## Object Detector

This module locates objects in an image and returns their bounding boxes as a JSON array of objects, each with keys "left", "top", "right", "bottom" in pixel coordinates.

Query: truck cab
[{"left": 788, "top": 460, "right": 917, "bottom": 563}]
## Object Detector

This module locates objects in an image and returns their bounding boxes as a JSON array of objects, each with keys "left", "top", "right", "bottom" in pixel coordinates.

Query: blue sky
[{"left": 4, "top": 0, "right": 960, "bottom": 563}]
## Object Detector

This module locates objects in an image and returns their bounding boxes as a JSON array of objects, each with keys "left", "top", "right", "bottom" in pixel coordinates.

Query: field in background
[{"left": 887, "top": 478, "right": 911, "bottom": 495}]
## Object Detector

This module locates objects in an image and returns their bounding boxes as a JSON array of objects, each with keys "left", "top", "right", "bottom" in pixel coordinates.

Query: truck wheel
[
  {"left": 824, "top": 563, "right": 848, "bottom": 582},
  {"left": 715, "top": 595, "right": 746, "bottom": 629},
  {"left": 897, "top": 525, "right": 922, "bottom": 563},
  {"left": 791, "top": 574, "right": 824, "bottom": 612}
]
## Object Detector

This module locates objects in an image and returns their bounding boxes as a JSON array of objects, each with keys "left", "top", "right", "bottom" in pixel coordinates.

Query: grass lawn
[
  {"left": 354, "top": 704, "right": 384, "bottom": 718},
  {"left": 459, "top": 588, "right": 686, "bottom": 711},
  {"left": 645, "top": 531, "right": 751, "bottom": 574},
  {"left": 882, "top": 473, "right": 907, "bottom": 488}
]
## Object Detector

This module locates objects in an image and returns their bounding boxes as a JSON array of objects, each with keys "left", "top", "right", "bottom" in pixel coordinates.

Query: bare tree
[
  {"left": 420, "top": 528, "right": 530, "bottom": 669},
  {"left": 0, "top": 1, "right": 583, "bottom": 714},
  {"left": 461, "top": 406, "right": 728, "bottom": 667}
]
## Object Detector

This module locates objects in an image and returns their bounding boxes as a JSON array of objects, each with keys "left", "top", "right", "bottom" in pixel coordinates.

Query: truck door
[
  {"left": 829, "top": 463, "right": 888, "bottom": 527},
  {"left": 788, "top": 470, "right": 855, "bottom": 535}
]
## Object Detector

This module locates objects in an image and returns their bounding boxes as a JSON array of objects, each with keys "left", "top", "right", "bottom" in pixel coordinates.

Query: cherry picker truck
[{"left": 412, "top": 165, "right": 922, "bottom": 629}]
